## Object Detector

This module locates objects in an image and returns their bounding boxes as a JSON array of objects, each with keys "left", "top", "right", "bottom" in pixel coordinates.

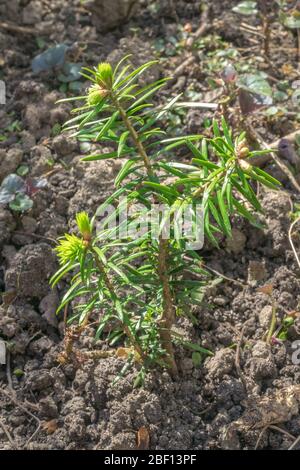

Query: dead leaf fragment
[
  {"left": 137, "top": 426, "right": 150, "bottom": 450},
  {"left": 258, "top": 283, "right": 273, "bottom": 296},
  {"left": 116, "top": 347, "right": 131, "bottom": 359},
  {"left": 42, "top": 419, "right": 58, "bottom": 434},
  {"left": 184, "top": 22, "right": 193, "bottom": 33}
]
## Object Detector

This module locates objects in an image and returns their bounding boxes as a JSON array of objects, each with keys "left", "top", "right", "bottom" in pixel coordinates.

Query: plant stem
[
  {"left": 111, "top": 94, "right": 154, "bottom": 178},
  {"left": 262, "top": 15, "right": 271, "bottom": 58},
  {"left": 158, "top": 237, "right": 178, "bottom": 377},
  {"left": 266, "top": 297, "right": 277, "bottom": 344},
  {"left": 110, "top": 93, "right": 178, "bottom": 376}
]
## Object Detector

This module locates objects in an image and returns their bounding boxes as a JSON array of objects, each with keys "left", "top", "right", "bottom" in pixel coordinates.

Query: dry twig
[
  {"left": 0, "top": 418, "right": 18, "bottom": 449},
  {"left": 249, "top": 130, "right": 300, "bottom": 167},
  {"left": 0, "top": 388, "right": 41, "bottom": 449},
  {"left": 288, "top": 216, "right": 300, "bottom": 270}
]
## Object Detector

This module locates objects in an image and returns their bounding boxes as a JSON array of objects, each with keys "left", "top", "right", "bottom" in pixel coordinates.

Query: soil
[{"left": 1, "top": 0, "right": 300, "bottom": 451}]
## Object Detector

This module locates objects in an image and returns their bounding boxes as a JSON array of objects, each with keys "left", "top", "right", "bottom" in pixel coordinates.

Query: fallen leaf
[
  {"left": 183, "top": 23, "right": 193, "bottom": 33},
  {"left": 137, "top": 426, "right": 150, "bottom": 450},
  {"left": 280, "top": 63, "right": 294, "bottom": 76},
  {"left": 42, "top": 419, "right": 58, "bottom": 434},
  {"left": 257, "top": 284, "right": 273, "bottom": 296},
  {"left": 286, "top": 310, "right": 300, "bottom": 318},
  {"left": 116, "top": 347, "right": 131, "bottom": 359}
]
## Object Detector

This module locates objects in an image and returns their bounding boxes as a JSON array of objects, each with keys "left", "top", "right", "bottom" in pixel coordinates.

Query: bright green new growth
[
  {"left": 76, "top": 211, "right": 92, "bottom": 240},
  {"left": 51, "top": 56, "right": 279, "bottom": 384}
]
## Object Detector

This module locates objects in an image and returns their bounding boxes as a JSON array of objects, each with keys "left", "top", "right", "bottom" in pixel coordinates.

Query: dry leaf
[
  {"left": 183, "top": 23, "right": 193, "bottom": 33},
  {"left": 137, "top": 426, "right": 150, "bottom": 450},
  {"left": 286, "top": 310, "right": 300, "bottom": 318},
  {"left": 116, "top": 347, "right": 131, "bottom": 359},
  {"left": 42, "top": 419, "right": 58, "bottom": 434},
  {"left": 280, "top": 63, "right": 295, "bottom": 76},
  {"left": 257, "top": 283, "right": 273, "bottom": 296},
  {"left": 116, "top": 347, "right": 142, "bottom": 363}
]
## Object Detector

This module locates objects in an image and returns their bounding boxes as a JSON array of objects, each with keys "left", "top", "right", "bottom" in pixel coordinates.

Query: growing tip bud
[
  {"left": 76, "top": 212, "right": 92, "bottom": 242},
  {"left": 96, "top": 62, "right": 113, "bottom": 89},
  {"left": 87, "top": 83, "right": 109, "bottom": 106},
  {"left": 235, "top": 139, "right": 249, "bottom": 159},
  {"left": 87, "top": 62, "right": 113, "bottom": 106}
]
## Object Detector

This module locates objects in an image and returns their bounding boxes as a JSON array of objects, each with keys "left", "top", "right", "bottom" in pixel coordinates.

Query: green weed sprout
[{"left": 51, "top": 56, "right": 279, "bottom": 384}]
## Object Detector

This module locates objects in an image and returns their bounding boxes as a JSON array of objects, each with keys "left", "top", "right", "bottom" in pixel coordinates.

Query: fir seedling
[{"left": 51, "top": 56, "right": 279, "bottom": 383}]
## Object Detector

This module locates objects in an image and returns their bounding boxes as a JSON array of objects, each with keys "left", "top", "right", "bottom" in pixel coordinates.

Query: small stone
[{"left": 214, "top": 296, "right": 229, "bottom": 307}]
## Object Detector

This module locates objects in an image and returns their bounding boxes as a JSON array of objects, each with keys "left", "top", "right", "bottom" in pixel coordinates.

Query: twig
[
  {"left": 255, "top": 424, "right": 296, "bottom": 449},
  {"left": 240, "top": 22, "right": 261, "bottom": 32},
  {"left": 172, "top": 55, "right": 196, "bottom": 80},
  {"left": 63, "top": 303, "right": 68, "bottom": 334},
  {"left": 288, "top": 216, "right": 300, "bottom": 270},
  {"left": 235, "top": 325, "right": 247, "bottom": 390},
  {"left": 158, "top": 237, "right": 178, "bottom": 377},
  {"left": 13, "top": 231, "right": 58, "bottom": 244},
  {"left": 297, "top": 29, "right": 300, "bottom": 72},
  {"left": 289, "top": 434, "right": 300, "bottom": 450},
  {"left": 255, "top": 425, "right": 269, "bottom": 449},
  {"left": 175, "top": 102, "right": 218, "bottom": 110},
  {"left": 0, "top": 418, "right": 18, "bottom": 449},
  {"left": 201, "top": 262, "right": 247, "bottom": 288},
  {"left": 266, "top": 297, "right": 277, "bottom": 344},
  {"left": 269, "top": 425, "right": 295, "bottom": 441},
  {"left": 249, "top": 130, "right": 300, "bottom": 167},
  {"left": 0, "top": 21, "right": 40, "bottom": 35},
  {"left": 239, "top": 25, "right": 265, "bottom": 38},
  {"left": 0, "top": 388, "right": 41, "bottom": 449}
]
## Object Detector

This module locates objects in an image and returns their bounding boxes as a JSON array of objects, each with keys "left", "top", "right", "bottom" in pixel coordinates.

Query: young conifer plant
[{"left": 51, "top": 56, "right": 279, "bottom": 385}]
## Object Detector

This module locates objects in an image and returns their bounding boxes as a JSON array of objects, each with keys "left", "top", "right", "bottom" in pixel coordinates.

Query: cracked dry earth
[{"left": 1, "top": 0, "right": 300, "bottom": 450}]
